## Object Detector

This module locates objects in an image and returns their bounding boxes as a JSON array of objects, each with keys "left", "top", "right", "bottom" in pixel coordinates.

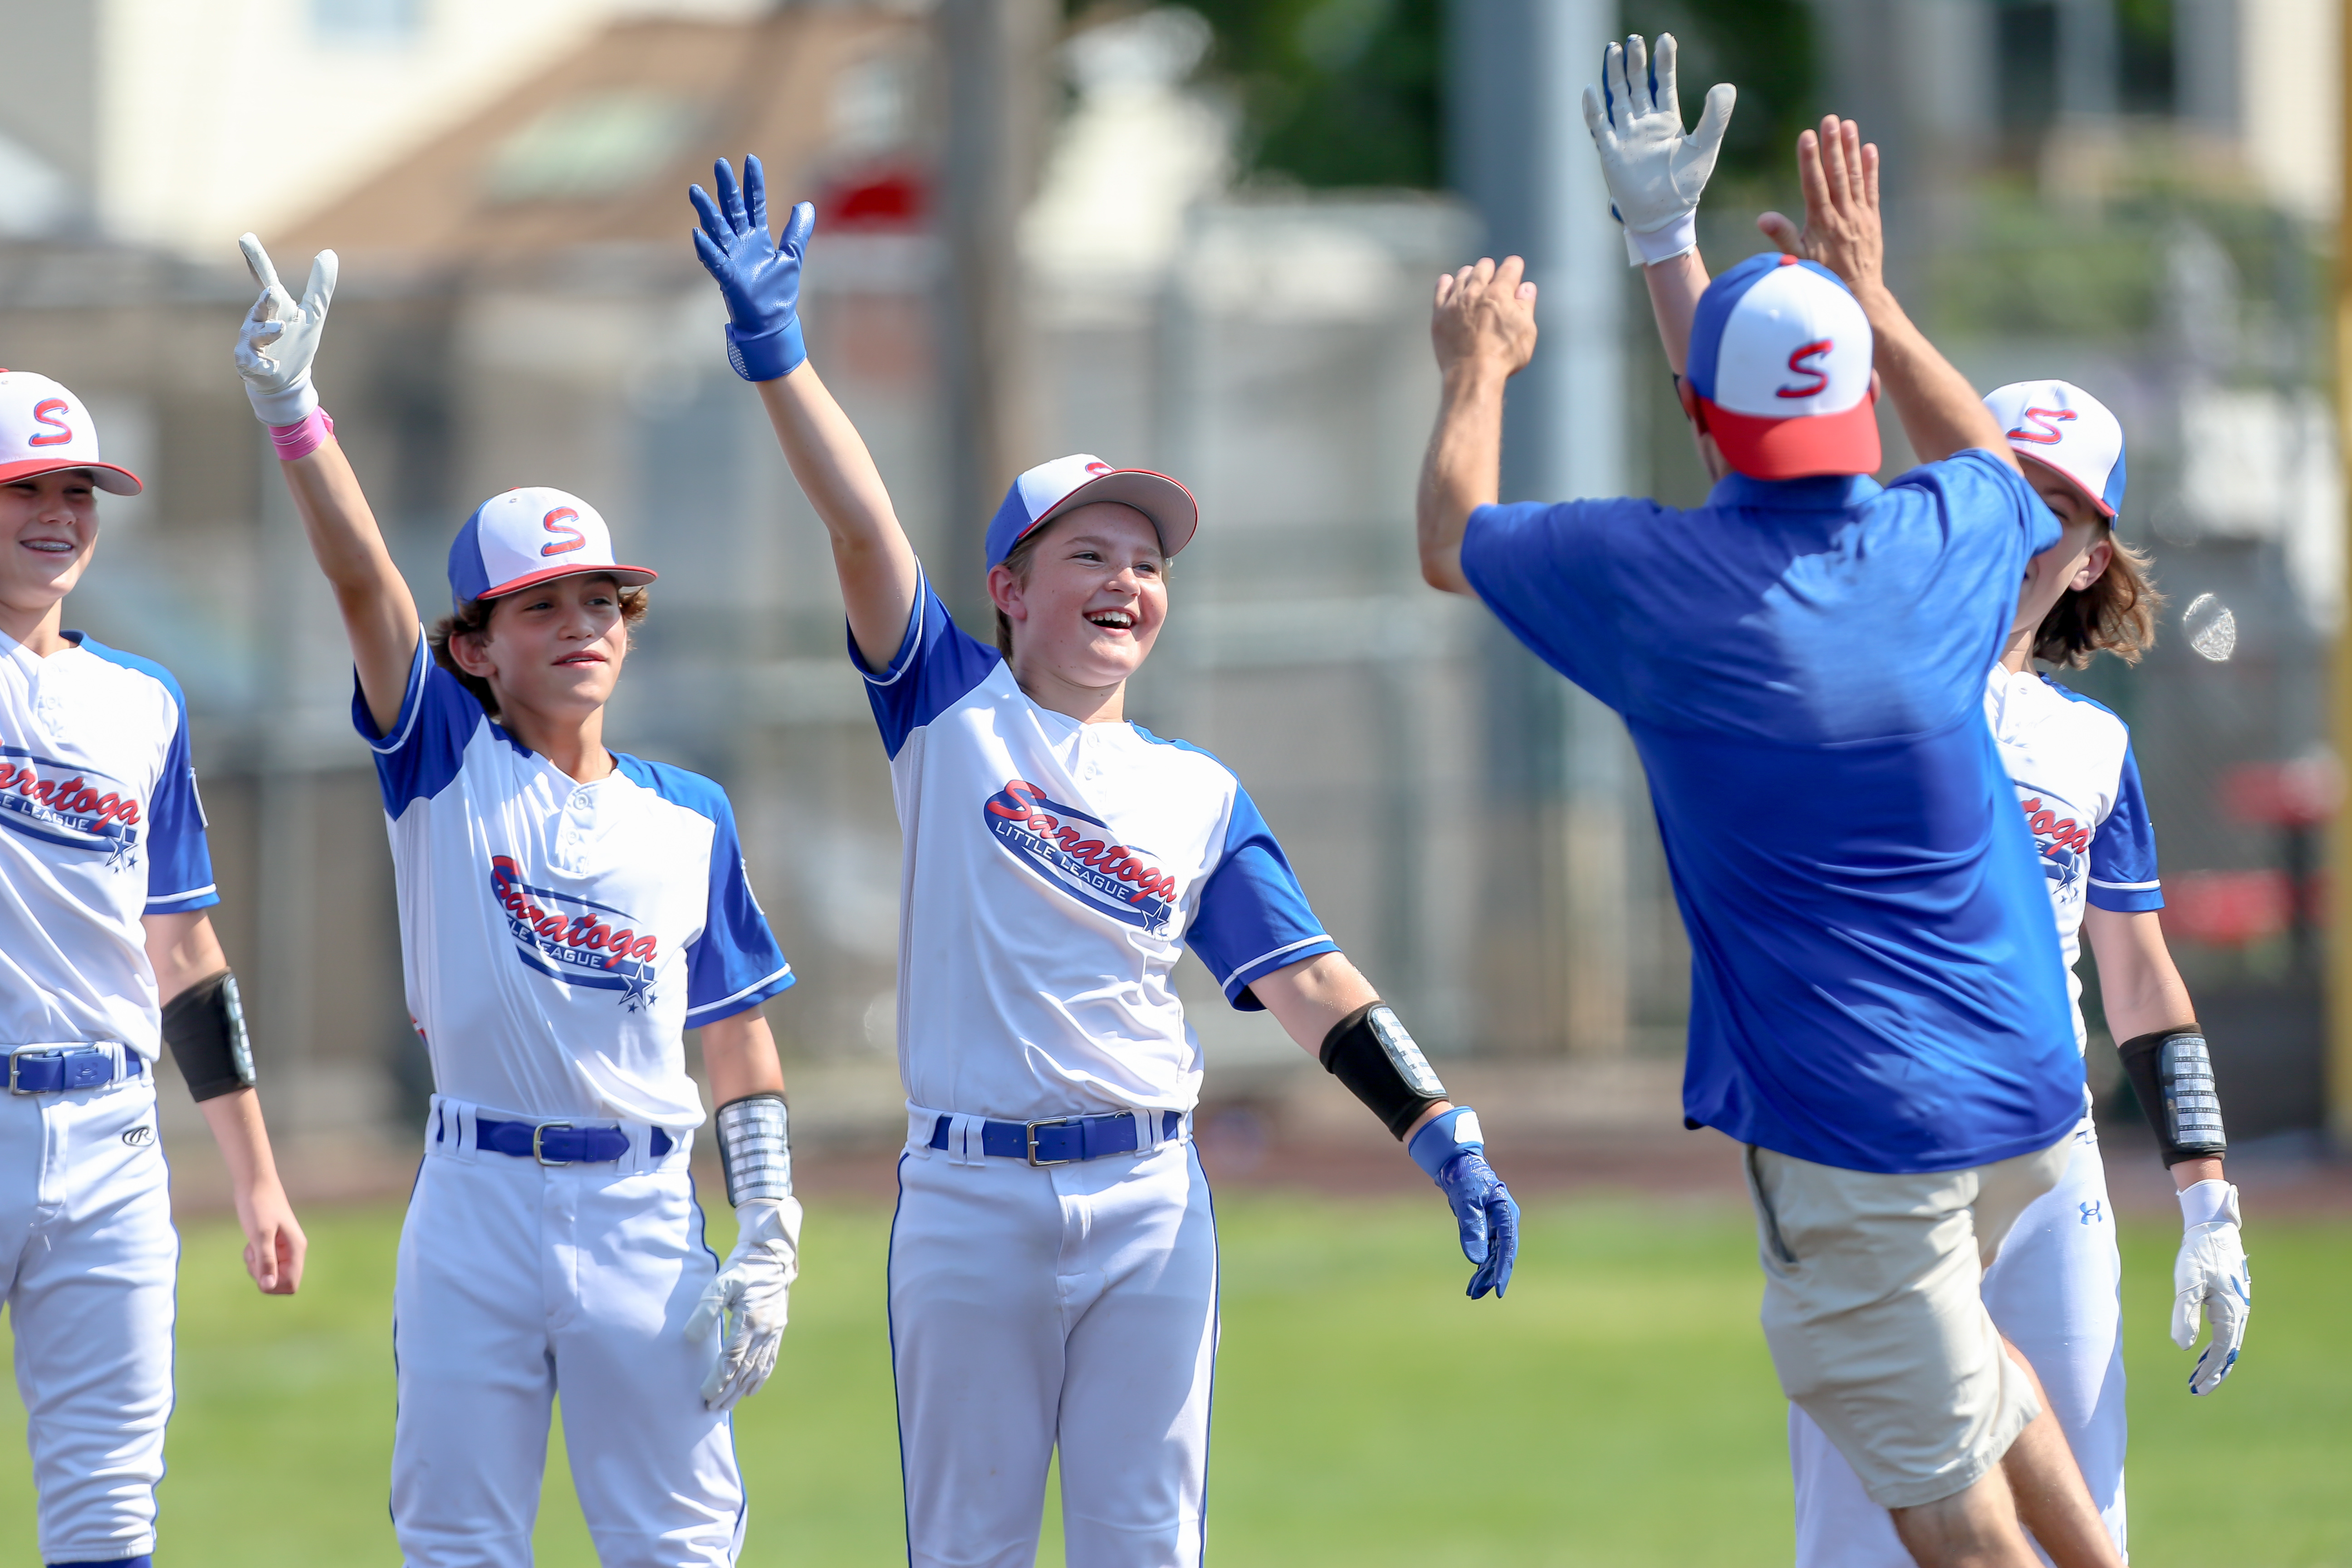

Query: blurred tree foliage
[{"left": 1061, "top": 0, "right": 1808, "bottom": 192}]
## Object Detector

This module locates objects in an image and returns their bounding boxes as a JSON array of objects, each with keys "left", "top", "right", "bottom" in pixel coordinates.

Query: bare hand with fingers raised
[
  {"left": 1430, "top": 256, "right": 1538, "bottom": 384},
  {"left": 1757, "top": 117, "right": 1885, "bottom": 304}
]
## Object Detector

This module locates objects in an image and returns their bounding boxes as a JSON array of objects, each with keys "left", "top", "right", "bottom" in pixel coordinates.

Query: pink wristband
[{"left": 270, "top": 407, "right": 334, "bottom": 461}]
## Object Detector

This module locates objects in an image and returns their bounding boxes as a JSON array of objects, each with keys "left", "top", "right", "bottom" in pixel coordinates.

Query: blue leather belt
[
  {"left": 8, "top": 1047, "right": 142, "bottom": 1095},
  {"left": 928, "top": 1109, "right": 1183, "bottom": 1167},
  {"left": 474, "top": 1116, "right": 672, "bottom": 1166}
]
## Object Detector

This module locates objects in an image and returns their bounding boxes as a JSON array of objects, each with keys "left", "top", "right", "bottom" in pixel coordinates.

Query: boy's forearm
[
  {"left": 1643, "top": 252, "right": 1709, "bottom": 375},
  {"left": 197, "top": 1088, "right": 284, "bottom": 1196}
]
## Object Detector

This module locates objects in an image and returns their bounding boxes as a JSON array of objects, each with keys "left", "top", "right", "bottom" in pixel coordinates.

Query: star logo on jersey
[
  {"left": 2013, "top": 782, "right": 2091, "bottom": 900},
  {"left": 982, "top": 779, "right": 1180, "bottom": 933},
  {"left": 487, "top": 856, "right": 662, "bottom": 1007},
  {"left": 0, "top": 745, "right": 143, "bottom": 869}
]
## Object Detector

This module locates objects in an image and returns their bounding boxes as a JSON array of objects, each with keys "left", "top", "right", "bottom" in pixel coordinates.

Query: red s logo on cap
[
  {"left": 1777, "top": 341, "right": 1833, "bottom": 400},
  {"left": 539, "top": 507, "right": 586, "bottom": 557},
  {"left": 26, "top": 398, "right": 73, "bottom": 447},
  {"left": 2006, "top": 407, "right": 2076, "bottom": 445},
  {"left": 1084, "top": 461, "right": 1110, "bottom": 475}
]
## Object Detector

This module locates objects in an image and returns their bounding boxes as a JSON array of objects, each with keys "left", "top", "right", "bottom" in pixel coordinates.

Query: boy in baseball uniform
[
  {"left": 1, "top": 368, "right": 306, "bottom": 1568},
  {"left": 686, "top": 155, "right": 1519, "bottom": 1568},
  {"left": 230, "top": 237, "right": 798, "bottom": 1568}
]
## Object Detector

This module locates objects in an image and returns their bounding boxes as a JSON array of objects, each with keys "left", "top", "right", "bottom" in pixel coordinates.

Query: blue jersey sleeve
[
  {"left": 1890, "top": 447, "right": 2063, "bottom": 564},
  {"left": 2088, "top": 743, "right": 2163, "bottom": 912},
  {"left": 356, "top": 632, "right": 488, "bottom": 815},
  {"left": 144, "top": 705, "right": 219, "bottom": 914},
  {"left": 855, "top": 570, "right": 1005, "bottom": 759},
  {"left": 683, "top": 795, "right": 795, "bottom": 1025},
  {"left": 69, "top": 638, "right": 217, "bottom": 914},
  {"left": 1184, "top": 781, "right": 1339, "bottom": 1011},
  {"left": 1458, "top": 498, "right": 1641, "bottom": 711}
]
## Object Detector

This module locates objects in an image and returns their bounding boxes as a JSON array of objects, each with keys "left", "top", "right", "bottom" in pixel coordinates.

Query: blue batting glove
[
  {"left": 687, "top": 154, "right": 813, "bottom": 382},
  {"left": 1408, "top": 1106, "right": 1519, "bottom": 1299}
]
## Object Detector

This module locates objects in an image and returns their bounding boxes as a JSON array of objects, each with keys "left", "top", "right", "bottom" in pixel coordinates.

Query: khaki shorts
[{"left": 1744, "top": 1137, "right": 2070, "bottom": 1509}]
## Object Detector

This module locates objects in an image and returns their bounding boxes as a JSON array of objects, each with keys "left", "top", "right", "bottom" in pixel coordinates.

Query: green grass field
[{"left": 0, "top": 1192, "right": 2342, "bottom": 1565}]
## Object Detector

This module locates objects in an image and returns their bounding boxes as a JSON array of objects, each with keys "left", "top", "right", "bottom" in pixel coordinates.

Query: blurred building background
[{"left": 0, "top": 0, "right": 2340, "bottom": 1156}]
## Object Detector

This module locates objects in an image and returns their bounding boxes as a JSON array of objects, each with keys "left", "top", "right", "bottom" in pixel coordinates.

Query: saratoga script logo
[
  {"left": 2013, "top": 781, "right": 2091, "bottom": 899},
  {"left": 0, "top": 745, "right": 142, "bottom": 868},
  {"left": 983, "top": 779, "right": 1179, "bottom": 933},
  {"left": 488, "top": 855, "right": 661, "bottom": 1010}
]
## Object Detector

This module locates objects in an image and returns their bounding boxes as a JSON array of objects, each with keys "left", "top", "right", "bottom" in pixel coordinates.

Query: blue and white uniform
[
  {"left": 868, "top": 576, "right": 1334, "bottom": 1568},
  {"left": 1791, "top": 667, "right": 2163, "bottom": 1564},
  {"left": 363, "top": 635, "right": 793, "bottom": 1568},
  {"left": 0, "top": 628, "right": 216, "bottom": 1565}
]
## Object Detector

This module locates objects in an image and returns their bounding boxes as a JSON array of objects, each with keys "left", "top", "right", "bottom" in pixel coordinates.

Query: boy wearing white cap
[
  {"left": 0, "top": 368, "right": 306, "bottom": 1567},
  {"left": 230, "top": 239, "right": 798, "bottom": 1568},
  {"left": 1417, "top": 40, "right": 2090, "bottom": 1568},
  {"left": 1788, "top": 379, "right": 2253, "bottom": 1565},
  {"left": 686, "top": 155, "right": 1519, "bottom": 1568}
]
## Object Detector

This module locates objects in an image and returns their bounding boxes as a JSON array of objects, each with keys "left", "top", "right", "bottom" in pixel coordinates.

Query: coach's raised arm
[{"left": 1414, "top": 70, "right": 2106, "bottom": 1568}]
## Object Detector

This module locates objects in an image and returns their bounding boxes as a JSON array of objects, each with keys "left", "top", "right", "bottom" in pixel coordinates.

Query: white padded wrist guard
[
  {"left": 715, "top": 1093, "right": 792, "bottom": 1206},
  {"left": 2178, "top": 1178, "right": 2238, "bottom": 1230},
  {"left": 245, "top": 376, "right": 317, "bottom": 428},
  {"left": 1628, "top": 210, "right": 1699, "bottom": 266}
]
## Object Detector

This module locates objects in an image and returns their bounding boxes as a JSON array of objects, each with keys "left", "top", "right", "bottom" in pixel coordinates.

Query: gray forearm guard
[
  {"left": 160, "top": 968, "right": 256, "bottom": 1102},
  {"left": 1319, "top": 1001, "right": 1448, "bottom": 1140},
  {"left": 2119, "top": 1028, "right": 2227, "bottom": 1166},
  {"left": 715, "top": 1093, "right": 792, "bottom": 1205}
]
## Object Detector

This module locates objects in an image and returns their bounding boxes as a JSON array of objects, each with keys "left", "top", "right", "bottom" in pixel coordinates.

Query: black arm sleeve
[
  {"left": 1319, "top": 1001, "right": 1448, "bottom": 1140},
  {"left": 2117, "top": 1026, "right": 2227, "bottom": 1166},
  {"left": 159, "top": 969, "right": 257, "bottom": 1102}
]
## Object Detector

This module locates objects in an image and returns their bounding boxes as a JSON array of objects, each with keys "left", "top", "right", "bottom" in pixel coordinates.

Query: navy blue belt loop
[
  {"left": 473, "top": 1117, "right": 673, "bottom": 1166},
  {"left": 927, "top": 1108, "right": 1183, "bottom": 1166},
  {"left": 7, "top": 1046, "right": 141, "bottom": 1095}
]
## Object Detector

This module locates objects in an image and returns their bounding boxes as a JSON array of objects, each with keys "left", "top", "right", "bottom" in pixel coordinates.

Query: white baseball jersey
[
  {"left": 860, "top": 576, "right": 1336, "bottom": 1121},
  {"left": 1982, "top": 665, "right": 2164, "bottom": 1050},
  {"left": 359, "top": 635, "right": 793, "bottom": 1129},
  {"left": 1, "top": 629, "right": 217, "bottom": 1056}
]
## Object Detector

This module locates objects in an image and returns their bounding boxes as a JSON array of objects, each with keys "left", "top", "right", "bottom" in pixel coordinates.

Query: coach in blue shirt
[{"left": 1419, "top": 110, "right": 2089, "bottom": 1566}]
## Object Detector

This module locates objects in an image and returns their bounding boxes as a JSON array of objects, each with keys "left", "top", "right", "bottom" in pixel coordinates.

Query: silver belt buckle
[
  {"left": 8, "top": 1049, "right": 61, "bottom": 1095},
  {"left": 1025, "top": 1116, "right": 1078, "bottom": 1167},
  {"left": 532, "top": 1122, "right": 573, "bottom": 1166}
]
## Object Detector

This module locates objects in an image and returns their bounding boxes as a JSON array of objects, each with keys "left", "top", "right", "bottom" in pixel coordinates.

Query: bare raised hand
[
  {"left": 1431, "top": 256, "right": 1539, "bottom": 382},
  {"left": 1756, "top": 117, "right": 1883, "bottom": 299}
]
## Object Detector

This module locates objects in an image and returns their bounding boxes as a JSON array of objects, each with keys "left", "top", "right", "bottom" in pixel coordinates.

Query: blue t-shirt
[{"left": 1462, "top": 452, "right": 2082, "bottom": 1173}]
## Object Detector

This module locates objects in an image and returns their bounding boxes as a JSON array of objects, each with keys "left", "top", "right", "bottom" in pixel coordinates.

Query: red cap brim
[
  {"left": 0, "top": 457, "right": 142, "bottom": 496},
  {"left": 480, "top": 562, "right": 659, "bottom": 599},
  {"left": 1701, "top": 397, "right": 1881, "bottom": 480}
]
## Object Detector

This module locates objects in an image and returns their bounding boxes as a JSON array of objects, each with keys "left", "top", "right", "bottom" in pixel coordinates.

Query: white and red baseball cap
[
  {"left": 984, "top": 453, "right": 1198, "bottom": 569},
  {"left": 446, "top": 486, "right": 656, "bottom": 610},
  {"left": 0, "top": 371, "right": 142, "bottom": 495},
  {"left": 1983, "top": 379, "right": 2127, "bottom": 518},
  {"left": 1684, "top": 253, "right": 1879, "bottom": 480}
]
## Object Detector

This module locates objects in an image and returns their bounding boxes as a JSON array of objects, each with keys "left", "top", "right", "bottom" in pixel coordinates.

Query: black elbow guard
[
  {"left": 160, "top": 969, "right": 257, "bottom": 1102},
  {"left": 2118, "top": 1027, "right": 2226, "bottom": 1166},
  {"left": 1319, "top": 1001, "right": 1447, "bottom": 1140}
]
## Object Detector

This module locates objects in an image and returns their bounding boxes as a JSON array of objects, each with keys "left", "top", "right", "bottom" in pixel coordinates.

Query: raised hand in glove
[
  {"left": 686, "top": 1195, "right": 802, "bottom": 1412},
  {"left": 688, "top": 155, "right": 814, "bottom": 382},
  {"left": 233, "top": 234, "right": 337, "bottom": 426},
  {"left": 2173, "top": 1179, "right": 2250, "bottom": 1395},
  {"left": 1580, "top": 33, "right": 1734, "bottom": 267},
  {"left": 1408, "top": 1107, "right": 1519, "bottom": 1299}
]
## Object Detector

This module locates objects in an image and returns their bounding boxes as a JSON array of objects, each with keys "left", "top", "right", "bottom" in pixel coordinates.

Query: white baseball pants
[
  {"left": 1790, "top": 1118, "right": 2127, "bottom": 1566},
  {"left": 390, "top": 1097, "right": 744, "bottom": 1568},
  {"left": 0, "top": 1056, "right": 176, "bottom": 1565},
  {"left": 888, "top": 1131, "right": 1218, "bottom": 1568}
]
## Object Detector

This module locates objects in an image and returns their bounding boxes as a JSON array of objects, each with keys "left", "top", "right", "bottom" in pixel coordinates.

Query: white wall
[
  {"left": 2238, "top": 0, "right": 2340, "bottom": 220},
  {"left": 56, "top": 0, "right": 764, "bottom": 256}
]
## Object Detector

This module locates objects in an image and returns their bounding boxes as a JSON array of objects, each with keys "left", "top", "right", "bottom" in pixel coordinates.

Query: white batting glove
[
  {"left": 233, "top": 233, "right": 337, "bottom": 427},
  {"left": 1579, "top": 34, "right": 1734, "bottom": 267},
  {"left": 686, "top": 1195, "right": 801, "bottom": 1412},
  {"left": 2172, "top": 1179, "right": 2250, "bottom": 1396}
]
